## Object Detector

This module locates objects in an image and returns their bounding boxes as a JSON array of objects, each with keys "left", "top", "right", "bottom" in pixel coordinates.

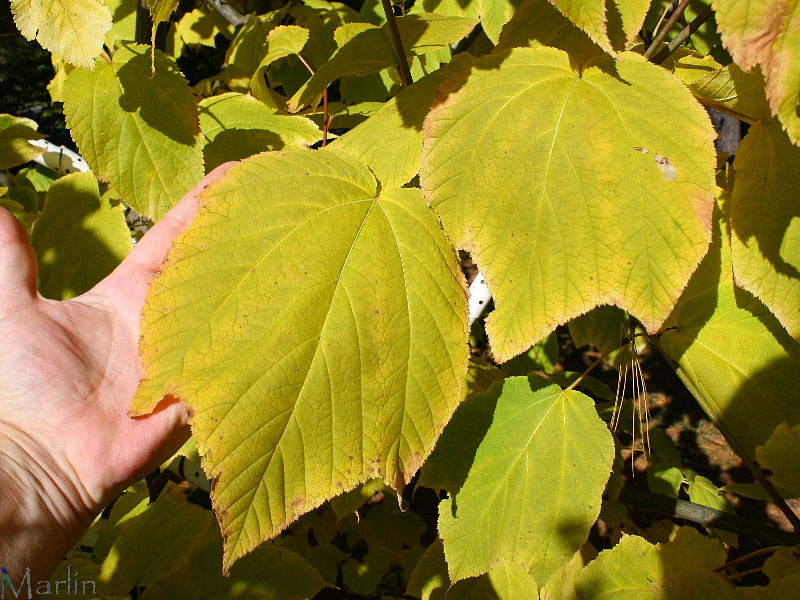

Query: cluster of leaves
[{"left": 3, "top": 0, "right": 800, "bottom": 597}]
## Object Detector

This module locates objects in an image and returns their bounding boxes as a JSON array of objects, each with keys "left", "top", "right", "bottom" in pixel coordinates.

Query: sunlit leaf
[
  {"left": 10, "top": 0, "right": 112, "bottom": 68},
  {"left": 31, "top": 172, "right": 132, "bottom": 300},
  {"left": 132, "top": 149, "right": 468, "bottom": 570},
  {"left": 433, "top": 376, "right": 613, "bottom": 584},
  {"left": 421, "top": 46, "right": 716, "bottom": 361},
  {"left": 63, "top": 43, "right": 204, "bottom": 220},
  {"left": 729, "top": 119, "right": 800, "bottom": 340},
  {"left": 574, "top": 528, "right": 737, "bottom": 598}
]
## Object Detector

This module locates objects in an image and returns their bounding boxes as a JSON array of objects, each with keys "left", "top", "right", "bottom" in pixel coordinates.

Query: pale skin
[{"left": 0, "top": 163, "right": 235, "bottom": 580}]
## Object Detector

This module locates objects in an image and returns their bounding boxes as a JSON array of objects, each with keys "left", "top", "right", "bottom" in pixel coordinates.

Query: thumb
[{"left": 0, "top": 207, "right": 38, "bottom": 314}]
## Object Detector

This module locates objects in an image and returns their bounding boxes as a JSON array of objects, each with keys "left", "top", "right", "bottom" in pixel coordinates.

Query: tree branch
[{"left": 617, "top": 487, "right": 800, "bottom": 547}]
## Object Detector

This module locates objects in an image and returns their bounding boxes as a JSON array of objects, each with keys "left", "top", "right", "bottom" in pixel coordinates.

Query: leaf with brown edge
[{"left": 131, "top": 148, "right": 468, "bottom": 571}]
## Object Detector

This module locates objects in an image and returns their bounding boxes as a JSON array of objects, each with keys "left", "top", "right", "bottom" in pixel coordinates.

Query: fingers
[
  {"left": 93, "top": 162, "right": 237, "bottom": 313},
  {"left": 0, "top": 207, "right": 38, "bottom": 315}
]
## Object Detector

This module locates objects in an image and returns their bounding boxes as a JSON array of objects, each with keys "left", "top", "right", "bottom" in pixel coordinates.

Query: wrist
[{"left": 0, "top": 421, "right": 97, "bottom": 579}]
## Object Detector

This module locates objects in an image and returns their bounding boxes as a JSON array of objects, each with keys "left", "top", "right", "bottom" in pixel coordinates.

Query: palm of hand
[{"left": 0, "top": 163, "right": 233, "bottom": 516}]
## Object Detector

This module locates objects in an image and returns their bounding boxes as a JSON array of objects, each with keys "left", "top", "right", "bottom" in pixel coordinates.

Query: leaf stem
[
  {"left": 566, "top": 354, "right": 605, "bottom": 391},
  {"left": 725, "top": 566, "right": 764, "bottom": 580},
  {"left": 380, "top": 0, "right": 413, "bottom": 88},
  {"left": 713, "top": 545, "right": 782, "bottom": 573},
  {"left": 643, "top": 0, "right": 691, "bottom": 60},
  {"left": 652, "top": 5, "right": 715, "bottom": 65},
  {"left": 648, "top": 334, "right": 800, "bottom": 533},
  {"left": 298, "top": 55, "right": 330, "bottom": 147}
]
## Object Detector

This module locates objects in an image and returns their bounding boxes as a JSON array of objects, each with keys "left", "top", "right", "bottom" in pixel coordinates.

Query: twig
[
  {"left": 566, "top": 354, "right": 605, "bottom": 391},
  {"left": 206, "top": 0, "right": 248, "bottom": 28},
  {"left": 649, "top": 334, "right": 800, "bottom": 533},
  {"left": 297, "top": 55, "right": 329, "bottom": 147},
  {"left": 713, "top": 546, "right": 782, "bottom": 573},
  {"left": 725, "top": 566, "right": 764, "bottom": 580},
  {"left": 380, "top": 0, "right": 412, "bottom": 88},
  {"left": 616, "top": 487, "right": 800, "bottom": 547},
  {"left": 643, "top": 0, "right": 691, "bottom": 60},
  {"left": 652, "top": 6, "right": 715, "bottom": 65}
]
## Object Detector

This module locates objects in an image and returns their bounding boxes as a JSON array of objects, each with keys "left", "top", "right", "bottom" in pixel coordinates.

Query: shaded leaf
[
  {"left": 757, "top": 423, "right": 800, "bottom": 498},
  {"left": 673, "top": 55, "right": 769, "bottom": 123},
  {"left": 407, "top": 539, "right": 449, "bottom": 600},
  {"left": 0, "top": 114, "right": 45, "bottom": 170},
  {"left": 546, "top": 0, "right": 650, "bottom": 57},
  {"left": 288, "top": 15, "right": 476, "bottom": 111},
  {"left": 99, "top": 484, "right": 212, "bottom": 594},
  {"left": 198, "top": 92, "right": 321, "bottom": 171},
  {"left": 729, "top": 119, "right": 800, "bottom": 340},
  {"left": 660, "top": 202, "right": 800, "bottom": 457},
  {"left": 446, "top": 562, "right": 538, "bottom": 599},
  {"left": 31, "top": 172, "right": 132, "bottom": 300}
]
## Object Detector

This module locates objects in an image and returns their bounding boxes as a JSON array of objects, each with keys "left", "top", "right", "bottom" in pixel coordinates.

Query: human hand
[{"left": 0, "top": 162, "right": 235, "bottom": 578}]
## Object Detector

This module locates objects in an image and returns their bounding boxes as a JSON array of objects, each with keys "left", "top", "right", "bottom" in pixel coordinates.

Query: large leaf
[
  {"left": 430, "top": 376, "right": 613, "bottom": 585},
  {"left": 712, "top": 0, "right": 800, "bottom": 143},
  {"left": 729, "top": 119, "right": 800, "bottom": 340},
  {"left": 10, "top": 0, "right": 112, "bottom": 69},
  {"left": 131, "top": 149, "right": 469, "bottom": 570},
  {"left": 63, "top": 43, "right": 204, "bottom": 220},
  {"left": 421, "top": 46, "right": 716, "bottom": 361},
  {"left": 330, "top": 52, "right": 472, "bottom": 188},
  {"left": 198, "top": 92, "right": 321, "bottom": 171},
  {"left": 0, "top": 114, "right": 45, "bottom": 170},
  {"left": 660, "top": 202, "right": 800, "bottom": 457},
  {"left": 31, "top": 172, "right": 132, "bottom": 300}
]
